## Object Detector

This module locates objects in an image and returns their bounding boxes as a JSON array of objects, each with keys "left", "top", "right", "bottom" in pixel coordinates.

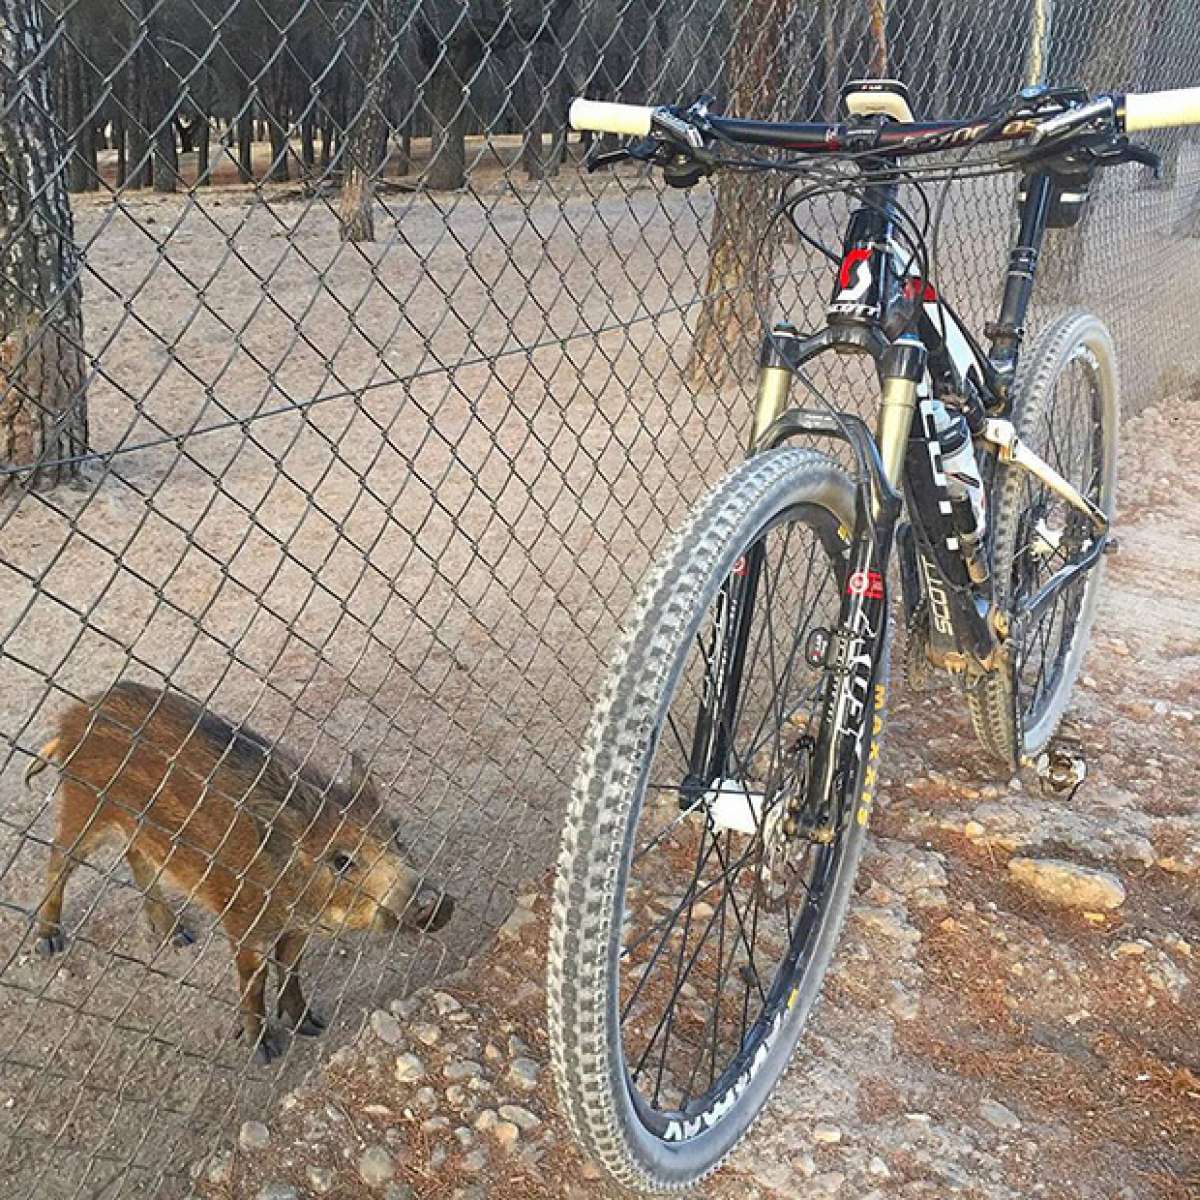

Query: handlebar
[
  {"left": 569, "top": 86, "right": 1200, "bottom": 157},
  {"left": 1124, "top": 86, "right": 1200, "bottom": 131}
]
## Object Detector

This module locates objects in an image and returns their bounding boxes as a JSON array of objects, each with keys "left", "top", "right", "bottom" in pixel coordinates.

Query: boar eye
[{"left": 330, "top": 852, "right": 356, "bottom": 875}]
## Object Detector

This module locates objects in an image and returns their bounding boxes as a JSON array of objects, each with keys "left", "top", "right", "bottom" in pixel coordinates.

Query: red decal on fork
[{"left": 847, "top": 570, "right": 884, "bottom": 599}]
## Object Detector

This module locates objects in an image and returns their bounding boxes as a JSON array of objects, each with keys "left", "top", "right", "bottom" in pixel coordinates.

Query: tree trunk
[
  {"left": 115, "top": 102, "right": 127, "bottom": 189},
  {"left": 821, "top": 0, "right": 839, "bottom": 119},
  {"left": 868, "top": 0, "right": 888, "bottom": 76},
  {"left": 319, "top": 120, "right": 333, "bottom": 169},
  {"left": 687, "top": 0, "right": 790, "bottom": 388},
  {"left": 0, "top": 0, "right": 89, "bottom": 494},
  {"left": 139, "top": 6, "right": 177, "bottom": 193},
  {"left": 65, "top": 45, "right": 96, "bottom": 192},
  {"left": 237, "top": 105, "right": 254, "bottom": 183},
  {"left": 425, "top": 57, "right": 467, "bottom": 192},
  {"left": 519, "top": 49, "right": 545, "bottom": 181},
  {"left": 267, "top": 118, "right": 290, "bottom": 182},
  {"left": 301, "top": 113, "right": 316, "bottom": 168},
  {"left": 195, "top": 115, "right": 210, "bottom": 185},
  {"left": 338, "top": 0, "right": 402, "bottom": 241}
]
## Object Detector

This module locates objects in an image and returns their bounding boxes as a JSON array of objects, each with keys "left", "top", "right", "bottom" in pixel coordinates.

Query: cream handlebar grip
[
  {"left": 568, "top": 98, "right": 655, "bottom": 137},
  {"left": 1125, "top": 87, "right": 1200, "bottom": 131}
]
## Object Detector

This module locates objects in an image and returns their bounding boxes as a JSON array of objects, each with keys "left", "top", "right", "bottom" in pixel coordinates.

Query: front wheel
[
  {"left": 969, "top": 311, "right": 1119, "bottom": 763},
  {"left": 547, "top": 448, "right": 887, "bottom": 1192}
]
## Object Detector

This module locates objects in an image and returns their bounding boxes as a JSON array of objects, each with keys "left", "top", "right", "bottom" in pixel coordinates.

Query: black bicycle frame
[{"left": 684, "top": 156, "right": 1062, "bottom": 834}]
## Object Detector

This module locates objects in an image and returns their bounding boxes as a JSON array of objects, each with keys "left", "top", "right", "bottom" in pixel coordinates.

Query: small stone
[
  {"left": 446, "top": 1085, "right": 470, "bottom": 1107},
  {"left": 371, "top": 1009, "right": 404, "bottom": 1045},
  {"left": 869, "top": 1156, "right": 891, "bottom": 1178},
  {"left": 491, "top": 1119, "right": 520, "bottom": 1150},
  {"left": 257, "top": 1185, "right": 298, "bottom": 1200},
  {"left": 394, "top": 1053, "right": 425, "bottom": 1083},
  {"left": 474, "top": 1109, "right": 498, "bottom": 1131},
  {"left": 307, "top": 1165, "right": 335, "bottom": 1195},
  {"left": 963, "top": 820, "right": 985, "bottom": 839},
  {"left": 411, "top": 1023, "right": 440, "bottom": 1047},
  {"left": 422, "top": 1116, "right": 451, "bottom": 1133},
  {"left": 979, "top": 1098, "right": 1022, "bottom": 1131},
  {"left": 444, "top": 1059, "right": 483, "bottom": 1081},
  {"left": 239, "top": 1120, "right": 270, "bottom": 1152},
  {"left": 358, "top": 1146, "right": 395, "bottom": 1186},
  {"left": 812, "top": 1122, "right": 843, "bottom": 1144},
  {"left": 812, "top": 1170, "right": 846, "bottom": 1195},
  {"left": 453, "top": 1126, "right": 474, "bottom": 1147},
  {"left": 431, "top": 991, "right": 461, "bottom": 1015},
  {"left": 497, "top": 1104, "right": 540, "bottom": 1131},
  {"left": 1007, "top": 857, "right": 1126, "bottom": 910},
  {"left": 384, "top": 1186, "right": 414, "bottom": 1200},
  {"left": 507, "top": 1057, "right": 541, "bottom": 1091},
  {"left": 461, "top": 1149, "right": 487, "bottom": 1172},
  {"left": 389, "top": 996, "right": 419, "bottom": 1020},
  {"left": 206, "top": 1153, "right": 233, "bottom": 1184}
]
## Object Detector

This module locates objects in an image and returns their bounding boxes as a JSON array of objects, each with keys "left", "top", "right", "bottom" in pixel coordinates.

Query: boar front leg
[
  {"left": 234, "top": 946, "right": 283, "bottom": 1064},
  {"left": 274, "top": 931, "right": 325, "bottom": 1037}
]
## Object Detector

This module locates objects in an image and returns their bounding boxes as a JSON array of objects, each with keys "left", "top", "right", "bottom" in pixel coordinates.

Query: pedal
[{"left": 1035, "top": 741, "right": 1087, "bottom": 796}]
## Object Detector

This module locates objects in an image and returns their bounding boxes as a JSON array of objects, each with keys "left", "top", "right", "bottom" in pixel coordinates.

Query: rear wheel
[
  {"left": 969, "top": 311, "right": 1118, "bottom": 762},
  {"left": 548, "top": 449, "right": 888, "bottom": 1191}
]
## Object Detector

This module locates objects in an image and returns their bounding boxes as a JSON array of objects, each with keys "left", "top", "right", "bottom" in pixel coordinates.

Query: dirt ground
[
  {"left": 195, "top": 390, "right": 1200, "bottom": 1200},
  {"left": 1, "top": 141, "right": 1198, "bottom": 1199}
]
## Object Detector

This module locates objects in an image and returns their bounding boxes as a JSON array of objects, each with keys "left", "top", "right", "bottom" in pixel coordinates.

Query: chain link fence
[{"left": 1, "top": 0, "right": 1198, "bottom": 1195}]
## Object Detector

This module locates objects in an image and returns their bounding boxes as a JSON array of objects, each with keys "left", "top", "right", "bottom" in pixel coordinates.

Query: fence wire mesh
[{"left": 1, "top": 0, "right": 1198, "bottom": 1195}]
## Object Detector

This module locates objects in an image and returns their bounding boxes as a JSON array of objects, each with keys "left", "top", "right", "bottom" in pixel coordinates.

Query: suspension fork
[
  {"left": 682, "top": 336, "right": 917, "bottom": 813},
  {"left": 681, "top": 352, "right": 797, "bottom": 798},
  {"left": 803, "top": 337, "right": 921, "bottom": 831}
]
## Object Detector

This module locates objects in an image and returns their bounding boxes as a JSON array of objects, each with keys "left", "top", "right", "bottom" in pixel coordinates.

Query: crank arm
[{"left": 981, "top": 419, "right": 1109, "bottom": 533}]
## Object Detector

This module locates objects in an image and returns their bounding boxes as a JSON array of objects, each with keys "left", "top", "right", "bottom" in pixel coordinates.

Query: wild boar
[{"left": 26, "top": 681, "right": 453, "bottom": 1062}]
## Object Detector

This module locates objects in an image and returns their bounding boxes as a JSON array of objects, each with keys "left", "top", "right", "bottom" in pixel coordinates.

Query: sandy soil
[{"left": 0, "top": 141, "right": 1198, "bottom": 1199}]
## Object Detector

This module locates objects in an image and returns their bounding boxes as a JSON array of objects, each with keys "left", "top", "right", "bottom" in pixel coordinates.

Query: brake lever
[
  {"left": 1107, "top": 140, "right": 1163, "bottom": 176},
  {"left": 584, "top": 137, "right": 663, "bottom": 174}
]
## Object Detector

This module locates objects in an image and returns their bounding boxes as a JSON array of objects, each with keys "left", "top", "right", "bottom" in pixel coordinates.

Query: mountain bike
[{"left": 546, "top": 79, "right": 1200, "bottom": 1191}]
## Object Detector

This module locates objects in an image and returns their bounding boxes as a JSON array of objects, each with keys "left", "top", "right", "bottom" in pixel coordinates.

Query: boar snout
[
  {"left": 408, "top": 886, "right": 454, "bottom": 932},
  {"left": 370, "top": 883, "right": 453, "bottom": 933}
]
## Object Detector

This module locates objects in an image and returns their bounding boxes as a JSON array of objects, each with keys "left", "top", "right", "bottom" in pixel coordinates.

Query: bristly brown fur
[{"left": 29, "top": 680, "right": 450, "bottom": 1062}]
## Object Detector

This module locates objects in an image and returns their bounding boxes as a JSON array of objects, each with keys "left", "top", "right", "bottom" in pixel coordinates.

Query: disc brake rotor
[{"left": 754, "top": 730, "right": 821, "bottom": 913}]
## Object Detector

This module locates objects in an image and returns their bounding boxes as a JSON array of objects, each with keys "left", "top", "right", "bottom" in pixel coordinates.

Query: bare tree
[
  {"left": 0, "top": 0, "right": 88, "bottom": 493},
  {"left": 687, "top": 0, "right": 791, "bottom": 388},
  {"left": 339, "top": 0, "right": 403, "bottom": 241}
]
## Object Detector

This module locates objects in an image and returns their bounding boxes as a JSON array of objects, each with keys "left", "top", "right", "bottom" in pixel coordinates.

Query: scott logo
[
  {"left": 847, "top": 570, "right": 884, "bottom": 600},
  {"left": 837, "top": 248, "right": 873, "bottom": 301}
]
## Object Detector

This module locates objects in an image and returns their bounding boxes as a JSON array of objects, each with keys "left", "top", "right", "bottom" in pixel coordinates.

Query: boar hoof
[
  {"left": 35, "top": 931, "right": 65, "bottom": 957},
  {"left": 170, "top": 924, "right": 196, "bottom": 949},
  {"left": 253, "top": 1031, "right": 285, "bottom": 1065},
  {"left": 295, "top": 1010, "right": 326, "bottom": 1037}
]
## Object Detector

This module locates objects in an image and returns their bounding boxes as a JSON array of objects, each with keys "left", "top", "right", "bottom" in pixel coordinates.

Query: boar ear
[{"left": 349, "top": 751, "right": 379, "bottom": 805}]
